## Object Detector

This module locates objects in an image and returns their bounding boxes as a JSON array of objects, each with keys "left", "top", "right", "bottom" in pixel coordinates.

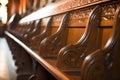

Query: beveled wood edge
[
  {"left": 19, "top": 0, "right": 110, "bottom": 23},
  {"left": 5, "top": 31, "right": 70, "bottom": 80}
]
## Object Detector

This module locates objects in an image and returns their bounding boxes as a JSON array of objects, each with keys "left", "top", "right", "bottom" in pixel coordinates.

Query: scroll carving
[
  {"left": 39, "top": 13, "right": 70, "bottom": 58},
  {"left": 22, "top": 21, "right": 36, "bottom": 36},
  {"left": 21, "top": 20, "right": 42, "bottom": 46},
  {"left": 31, "top": 17, "right": 53, "bottom": 50},
  {"left": 23, "top": 20, "right": 42, "bottom": 39},
  {"left": 81, "top": 6, "right": 120, "bottom": 80},
  {"left": 57, "top": 6, "right": 102, "bottom": 71}
]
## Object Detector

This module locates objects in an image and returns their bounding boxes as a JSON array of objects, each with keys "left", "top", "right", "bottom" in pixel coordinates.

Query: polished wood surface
[
  {"left": 3, "top": 0, "right": 120, "bottom": 80},
  {"left": 5, "top": 31, "right": 70, "bottom": 80},
  {"left": 82, "top": 7, "right": 120, "bottom": 80}
]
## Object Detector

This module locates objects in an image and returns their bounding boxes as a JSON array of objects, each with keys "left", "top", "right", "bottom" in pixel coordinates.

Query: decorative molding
[
  {"left": 102, "top": 4, "right": 117, "bottom": 20},
  {"left": 57, "top": 6, "right": 102, "bottom": 71},
  {"left": 53, "top": 3, "right": 118, "bottom": 26},
  {"left": 55, "top": 0, "right": 104, "bottom": 13},
  {"left": 20, "top": 0, "right": 111, "bottom": 22}
]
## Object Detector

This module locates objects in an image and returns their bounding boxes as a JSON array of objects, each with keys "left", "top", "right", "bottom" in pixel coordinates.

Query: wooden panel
[
  {"left": 67, "top": 28, "right": 85, "bottom": 44},
  {"left": 48, "top": 27, "right": 85, "bottom": 44},
  {"left": 101, "top": 28, "right": 112, "bottom": 48}
]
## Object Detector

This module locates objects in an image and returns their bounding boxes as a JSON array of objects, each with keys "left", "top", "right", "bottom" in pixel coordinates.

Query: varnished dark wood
[
  {"left": 4, "top": 0, "right": 120, "bottom": 80},
  {"left": 20, "top": 20, "right": 42, "bottom": 46},
  {"left": 31, "top": 17, "right": 53, "bottom": 50},
  {"left": 0, "top": 24, "right": 6, "bottom": 37},
  {"left": 5, "top": 31, "right": 70, "bottom": 80},
  {"left": 39, "top": 12, "right": 70, "bottom": 58},
  {"left": 19, "top": 0, "right": 110, "bottom": 23},
  {"left": 7, "top": 13, "right": 21, "bottom": 32},
  {"left": 57, "top": 6, "right": 102, "bottom": 72},
  {"left": 5, "top": 35, "right": 33, "bottom": 80},
  {"left": 23, "top": 20, "right": 42, "bottom": 38},
  {"left": 81, "top": 6, "right": 120, "bottom": 80}
]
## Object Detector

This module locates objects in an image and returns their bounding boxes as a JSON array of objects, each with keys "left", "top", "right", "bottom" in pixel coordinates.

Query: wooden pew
[
  {"left": 5, "top": 0, "right": 120, "bottom": 80},
  {"left": 31, "top": 17, "right": 53, "bottom": 50},
  {"left": 19, "top": 20, "right": 42, "bottom": 46},
  {"left": 56, "top": 5, "right": 102, "bottom": 72},
  {"left": 39, "top": 12, "right": 70, "bottom": 58}
]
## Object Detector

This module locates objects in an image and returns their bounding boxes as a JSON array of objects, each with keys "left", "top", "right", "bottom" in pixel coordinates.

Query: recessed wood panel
[
  {"left": 101, "top": 27, "right": 112, "bottom": 48},
  {"left": 67, "top": 28, "right": 85, "bottom": 44}
]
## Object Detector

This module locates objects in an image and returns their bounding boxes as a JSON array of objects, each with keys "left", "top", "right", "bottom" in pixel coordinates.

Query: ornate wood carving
[
  {"left": 54, "top": 0, "right": 109, "bottom": 14},
  {"left": 11, "top": 21, "right": 34, "bottom": 38},
  {"left": 20, "top": 0, "right": 110, "bottom": 22},
  {"left": 81, "top": 6, "right": 120, "bottom": 80},
  {"left": 57, "top": 6, "right": 102, "bottom": 72},
  {"left": 31, "top": 17, "right": 53, "bottom": 50},
  {"left": 52, "top": 3, "right": 118, "bottom": 27},
  {"left": 39, "top": 13, "right": 70, "bottom": 58},
  {"left": 20, "top": 20, "right": 42, "bottom": 46},
  {"left": 102, "top": 4, "right": 117, "bottom": 20},
  {"left": 22, "top": 21, "right": 36, "bottom": 36},
  {"left": 23, "top": 20, "right": 42, "bottom": 38},
  {"left": 5, "top": 1, "right": 120, "bottom": 80}
]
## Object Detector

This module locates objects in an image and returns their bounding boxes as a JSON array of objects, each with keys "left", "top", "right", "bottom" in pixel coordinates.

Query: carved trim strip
[
  {"left": 54, "top": 0, "right": 108, "bottom": 13},
  {"left": 52, "top": 3, "right": 119, "bottom": 27},
  {"left": 20, "top": 0, "right": 111, "bottom": 22}
]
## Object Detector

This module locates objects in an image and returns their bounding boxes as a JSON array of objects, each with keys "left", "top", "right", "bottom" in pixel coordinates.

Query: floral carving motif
[
  {"left": 54, "top": 3, "right": 118, "bottom": 25},
  {"left": 54, "top": 0, "right": 103, "bottom": 13},
  {"left": 53, "top": 14, "right": 64, "bottom": 21},
  {"left": 70, "top": 8, "right": 92, "bottom": 23},
  {"left": 102, "top": 4, "right": 117, "bottom": 20},
  {"left": 52, "top": 1, "right": 120, "bottom": 26}
]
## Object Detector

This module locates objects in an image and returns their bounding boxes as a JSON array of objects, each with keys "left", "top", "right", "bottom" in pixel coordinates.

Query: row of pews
[{"left": 3, "top": 0, "right": 120, "bottom": 80}]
